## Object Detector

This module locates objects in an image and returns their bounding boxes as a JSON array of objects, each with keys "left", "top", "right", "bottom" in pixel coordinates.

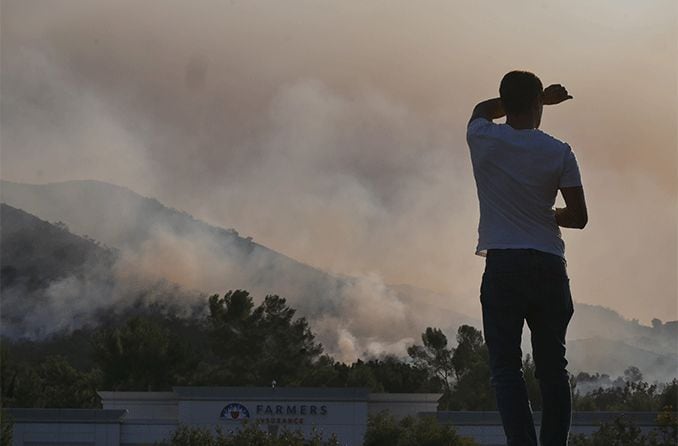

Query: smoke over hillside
[
  {"left": 0, "top": 182, "right": 477, "bottom": 360},
  {"left": 1, "top": 1, "right": 676, "bottom": 338},
  {"left": 0, "top": 202, "right": 205, "bottom": 338},
  {"left": 2, "top": 183, "right": 676, "bottom": 382}
]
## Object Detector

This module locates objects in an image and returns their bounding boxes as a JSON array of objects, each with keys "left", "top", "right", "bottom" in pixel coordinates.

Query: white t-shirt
[{"left": 466, "top": 118, "right": 582, "bottom": 258}]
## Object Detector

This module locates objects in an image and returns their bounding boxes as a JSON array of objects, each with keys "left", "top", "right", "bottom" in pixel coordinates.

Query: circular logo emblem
[{"left": 220, "top": 403, "right": 250, "bottom": 421}]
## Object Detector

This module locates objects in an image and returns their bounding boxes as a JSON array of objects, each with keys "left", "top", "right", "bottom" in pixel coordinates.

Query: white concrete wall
[
  {"left": 99, "top": 392, "right": 177, "bottom": 421},
  {"left": 11, "top": 422, "right": 119, "bottom": 446},
  {"left": 368, "top": 394, "right": 440, "bottom": 419}
]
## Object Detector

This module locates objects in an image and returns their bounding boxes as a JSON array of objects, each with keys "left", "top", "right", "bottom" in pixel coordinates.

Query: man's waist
[
  {"left": 486, "top": 248, "right": 563, "bottom": 260},
  {"left": 477, "top": 239, "right": 566, "bottom": 259}
]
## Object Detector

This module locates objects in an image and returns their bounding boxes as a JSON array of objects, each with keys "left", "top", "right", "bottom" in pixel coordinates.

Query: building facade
[
  {"left": 7, "top": 387, "right": 441, "bottom": 446},
  {"left": 5, "top": 388, "right": 668, "bottom": 446}
]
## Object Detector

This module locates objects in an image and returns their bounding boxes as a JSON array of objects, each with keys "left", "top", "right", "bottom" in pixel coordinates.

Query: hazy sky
[{"left": 2, "top": 0, "right": 676, "bottom": 324}]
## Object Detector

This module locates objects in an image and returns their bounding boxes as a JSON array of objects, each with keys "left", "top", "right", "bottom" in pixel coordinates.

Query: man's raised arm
[
  {"left": 469, "top": 84, "right": 572, "bottom": 126},
  {"left": 468, "top": 98, "right": 505, "bottom": 125}
]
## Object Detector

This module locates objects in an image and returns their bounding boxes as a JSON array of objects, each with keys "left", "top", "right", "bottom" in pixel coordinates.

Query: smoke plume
[{"left": 1, "top": 1, "right": 676, "bottom": 357}]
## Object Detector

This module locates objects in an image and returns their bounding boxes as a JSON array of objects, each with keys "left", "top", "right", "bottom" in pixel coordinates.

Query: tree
[
  {"left": 408, "top": 326, "right": 496, "bottom": 410},
  {"left": 345, "top": 360, "right": 384, "bottom": 392},
  {"left": 450, "top": 326, "right": 484, "bottom": 382},
  {"left": 1, "top": 347, "right": 99, "bottom": 409},
  {"left": 364, "top": 356, "right": 441, "bottom": 393},
  {"left": 570, "top": 410, "right": 678, "bottom": 446},
  {"left": 205, "top": 291, "right": 323, "bottom": 386},
  {"left": 659, "top": 380, "right": 677, "bottom": 411},
  {"left": 250, "top": 294, "right": 323, "bottom": 384},
  {"left": 623, "top": 366, "right": 643, "bottom": 383},
  {"left": 570, "top": 416, "right": 647, "bottom": 446},
  {"left": 407, "top": 328, "right": 454, "bottom": 393},
  {"left": 364, "top": 412, "right": 477, "bottom": 446},
  {"left": 573, "top": 380, "right": 660, "bottom": 412},
  {"left": 92, "top": 316, "right": 195, "bottom": 391},
  {"left": 447, "top": 326, "right": 493, "bottom": 410},
  {"left": 0, "top": 345, "right": 41, "bottom": 408},
  {"left": 297, "top": 355, "right": 344, "bottom": 387},
  {"left": 36, "top": 356, "right": 100, "bottom": 408}
]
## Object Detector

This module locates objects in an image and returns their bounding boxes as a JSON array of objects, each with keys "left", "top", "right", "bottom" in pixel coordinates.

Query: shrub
[
  {"left": 0, "top": 411, "right": 12, "bottom": 446},
  {"left": 570, "top": 409, "right": 678, "bottom": 446},
  {"left": 163, "top": 422, "right": 339, "bottom": 446},
  {"left": 364, "top": 411, "right": 477, "bottom": 446}
]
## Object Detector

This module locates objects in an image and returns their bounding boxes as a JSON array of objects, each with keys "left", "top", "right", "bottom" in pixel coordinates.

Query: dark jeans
[{"left": 481, "top": 249, "right": 574, "bottom": 446}]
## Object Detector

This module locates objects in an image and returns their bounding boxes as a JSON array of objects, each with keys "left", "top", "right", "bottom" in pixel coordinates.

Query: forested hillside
[
  {"left": 1, "top": 180, "right": 676, "bottom": 381},
  {"left": 0, "top": 180, "right": 477, "bottom": 358},
  {"left": 0, "top": 203, "right": 202, "bottom": 338},
  {"left": 2, "top": 289, "right": 675, "bottom": 414}
]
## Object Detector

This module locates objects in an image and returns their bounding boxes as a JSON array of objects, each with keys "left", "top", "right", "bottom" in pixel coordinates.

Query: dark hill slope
[
  {"left": 0, "top": 203, "right": 200, "bottom": 338},
  {"left": 2, "top": 180, "right": 675, "bottom": 376},
  {"left": 0, "top": 180, "right": 477, "bottom": 357},
  {"left": 0, "top": 180, "right": 344, "bottom": 315},
  {"left": 1, "top": 203, "right": 115, "bottom": 293}
]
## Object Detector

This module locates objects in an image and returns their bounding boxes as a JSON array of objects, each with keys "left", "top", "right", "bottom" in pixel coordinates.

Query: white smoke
[{"left": 1, "top": 0, "right": 676, "bottom": 367}]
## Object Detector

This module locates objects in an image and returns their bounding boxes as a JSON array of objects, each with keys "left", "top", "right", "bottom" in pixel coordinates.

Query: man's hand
[{"left": 543, "top": 84, "right": 573, "bottom": 105}]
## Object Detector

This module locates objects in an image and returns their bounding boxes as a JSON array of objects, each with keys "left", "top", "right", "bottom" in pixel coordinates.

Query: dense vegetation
[
  {"left": 570, "top": 412, "right": 677, "bottom": 446},
  {"left": 2, "top": 289, "right": 676, "bottom": 415},
  {"left": 91, "top": 412, "right": 678, "bottom": 446},
  {"left": 165, "top": 423, "right": 342, "bottom": 446},
  {"left": 162, "top": 414, "right": 479, "bottom": 446},
  {"left": 363, "top": 412, "right": 476, "bottom": 446}
]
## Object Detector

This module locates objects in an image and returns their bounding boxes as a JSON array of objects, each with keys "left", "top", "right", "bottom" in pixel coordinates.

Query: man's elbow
[
  {"left": 559, "top": 208, "right": 588, "bottom": 229},
  {"left": 469, "top": 103, "right": 491, "bottom": 123},
  {"left": 574, "top": 213, "right": 588, "bottom": 229}
]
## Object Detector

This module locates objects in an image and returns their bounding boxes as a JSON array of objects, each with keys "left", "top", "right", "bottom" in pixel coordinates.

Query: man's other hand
[{"left": 543, "top": 84, "right": 573, "bottom": 105}]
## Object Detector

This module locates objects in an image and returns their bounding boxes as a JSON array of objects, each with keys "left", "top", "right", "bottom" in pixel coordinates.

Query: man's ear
[{"left": 532, "top": 99, "right": 543, "bottom": 115}]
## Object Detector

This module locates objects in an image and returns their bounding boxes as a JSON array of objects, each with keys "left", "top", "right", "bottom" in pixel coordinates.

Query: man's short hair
[{"left": 500, "top": 71, "right": 543, "bottom": 115}]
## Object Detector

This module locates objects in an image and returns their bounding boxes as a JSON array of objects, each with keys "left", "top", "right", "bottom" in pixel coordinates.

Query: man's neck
[{"left": 505, "top": 115, "right": 537, "bottom": 130}]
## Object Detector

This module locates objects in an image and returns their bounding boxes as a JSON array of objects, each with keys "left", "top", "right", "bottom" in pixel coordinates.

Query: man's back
[
  {"left": 467, "top": 71, "right": 587, "bottom": 446},
  {"left": 467, "top": 118, "right": 581, "bottom": 258}
]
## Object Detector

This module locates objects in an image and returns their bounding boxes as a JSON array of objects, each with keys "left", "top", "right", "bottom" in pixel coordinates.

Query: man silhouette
[{"left": 466, "top": 71, "right": 588, "bottom": 446}]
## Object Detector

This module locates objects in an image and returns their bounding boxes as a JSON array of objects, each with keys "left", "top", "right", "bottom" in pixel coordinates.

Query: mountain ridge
[
  {"left": 0, "top": 202, "right": 203, "bottom": 338},
  {"left": 0, "top": 179, "right": 477, "bottom": 359},
  {"left": 1, "top": 179, "right": 676, "bottom": 376}
]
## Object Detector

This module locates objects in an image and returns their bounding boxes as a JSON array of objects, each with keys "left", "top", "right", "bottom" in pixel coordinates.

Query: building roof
[
  {"left": 4, "top": 409, "right": 127, "bottom": 424},
  {"left": 173, "top": 386, "right": 370, "bottom": 401}
]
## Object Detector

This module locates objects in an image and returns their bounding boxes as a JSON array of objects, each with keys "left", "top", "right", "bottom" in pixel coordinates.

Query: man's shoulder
[
  {"left": 467, "top": 117, "right": 493, "bottom": 133},
  {"left": 534, "top": 129, "right": 569, "bottom": 149},
  {"left": 466, "top": 118, "right": 506, "bottom": 145},
  {"left": 532, "top": 130, "right": 572, "bottom": 156}
]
